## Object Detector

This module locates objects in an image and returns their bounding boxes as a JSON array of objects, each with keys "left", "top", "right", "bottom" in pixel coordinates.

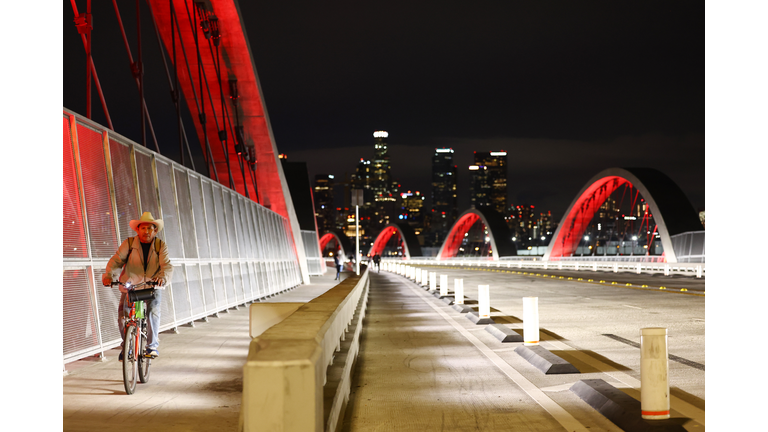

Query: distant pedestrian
[
  {"left": 333, "top": 254, "right": 342, "bottom": 280},
  {"left": 373, "top": 254, "right": 381, "bottom": 272}
]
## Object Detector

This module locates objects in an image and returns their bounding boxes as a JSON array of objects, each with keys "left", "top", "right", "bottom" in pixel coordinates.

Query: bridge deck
[{"left": 62, "top": 266, "right": 705, "bottom": 431}]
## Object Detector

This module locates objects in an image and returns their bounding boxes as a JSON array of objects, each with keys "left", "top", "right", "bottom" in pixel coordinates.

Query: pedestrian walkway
[{"left": 62, "top": 269, "right": 351, "bottom": 432}]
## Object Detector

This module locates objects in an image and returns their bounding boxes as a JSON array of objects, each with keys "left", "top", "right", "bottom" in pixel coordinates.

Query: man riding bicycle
[{"left": 102, "top": 212, "right": 173, "bottom": 360}]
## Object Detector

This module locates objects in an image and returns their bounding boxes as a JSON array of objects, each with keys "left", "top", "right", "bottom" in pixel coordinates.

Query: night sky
[{"left": 62, "top": 1, "right": 704, "bottom": 220}]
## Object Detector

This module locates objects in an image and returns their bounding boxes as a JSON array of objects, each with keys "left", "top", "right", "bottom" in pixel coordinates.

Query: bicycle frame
[{"left": 124, "top": 300, "right": 146, "bottom": 364}]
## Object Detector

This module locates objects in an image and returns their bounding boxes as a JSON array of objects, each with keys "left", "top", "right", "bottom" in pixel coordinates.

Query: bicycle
[{"left": 111, "top": 281, "right": 158, "bottom": 395}]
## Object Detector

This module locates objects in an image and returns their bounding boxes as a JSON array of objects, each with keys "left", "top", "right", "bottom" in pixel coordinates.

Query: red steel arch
[
  {"left": 368, "top": 224, "right": 421, "bottom": 259},
  {"left": 544, "top": 168, "right": 701, "bottom": 263},
  {"left": 319, "top": 232, "right": 346, "bottom": 258},
  {"left": 436, "top": 208, "right": 515, "bottom": 260}
]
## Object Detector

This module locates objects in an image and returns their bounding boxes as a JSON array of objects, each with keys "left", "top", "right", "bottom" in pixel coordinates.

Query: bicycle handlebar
[{"left": 110, "top": 281, "right": 159, "bottom": 290}]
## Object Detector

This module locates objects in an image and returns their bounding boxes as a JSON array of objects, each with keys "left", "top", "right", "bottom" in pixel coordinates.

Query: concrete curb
[
  {"left": 485, "top": 324, "right": 523, "bottom": 342},
  {"left": 466, "top": 311, "right": 494, "bottom": 325},
  {"left": 452, "top": 304, "right": 473, "bottom": 314},
  {"left": 570, "top": 379, "right": 689, "bottom": 431},
  {"left": 514, "top": 345, "right": 580, "bottom": 374}
]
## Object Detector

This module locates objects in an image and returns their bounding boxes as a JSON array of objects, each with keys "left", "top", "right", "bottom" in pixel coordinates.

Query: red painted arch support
[
  {"left": 368, "top": 223, "right": 422, "bottom": 259},
  {"left": 544, "top": 168, "right": 701, "bottom": 263},
  {"left": 319, "top": 232, "right": 346, "bottom": 259},
  {"left": 435, "top": 208, "right": 515, "bottom": 260},
  {"left": 148, "top": 0, "right": 309, "bottom": 283}
]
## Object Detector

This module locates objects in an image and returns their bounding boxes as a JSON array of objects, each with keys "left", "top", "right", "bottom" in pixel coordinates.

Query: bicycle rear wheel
[
  {"left": 122, "top": 325, "right": 138, "bottom": 395},
  {"left": 138, "top": 321, "right": 151, "bottom": 383}
]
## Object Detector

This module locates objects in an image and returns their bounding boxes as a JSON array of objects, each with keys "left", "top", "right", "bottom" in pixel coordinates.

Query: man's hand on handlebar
[{"left": 151, "top": 277, "right": 166, "bottom": 289}]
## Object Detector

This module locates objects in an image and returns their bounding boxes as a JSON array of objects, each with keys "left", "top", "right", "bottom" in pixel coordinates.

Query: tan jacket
[{"left": 104, "top": 236, "right": 173, "bottom": 287}]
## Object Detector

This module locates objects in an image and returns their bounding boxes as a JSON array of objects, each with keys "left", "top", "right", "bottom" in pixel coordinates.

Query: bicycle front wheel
[
  {"left": 138, "top": 322, "right": 150, "bottom": 383},
  {"left": 122, "top": 325, "right": 138, "bottom": 395}
]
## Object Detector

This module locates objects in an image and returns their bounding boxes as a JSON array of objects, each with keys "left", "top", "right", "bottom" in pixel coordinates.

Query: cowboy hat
[{"left": 129, "top": 211, "right": 164, "bottom": 232}]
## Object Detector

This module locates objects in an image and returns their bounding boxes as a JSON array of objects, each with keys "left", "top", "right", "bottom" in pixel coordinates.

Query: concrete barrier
[
  {"left": 249, "top": 303, "right": 305, "bottom": 338},
  {"left": 240, "top": 270, "right": 370, "bottom": 432}
]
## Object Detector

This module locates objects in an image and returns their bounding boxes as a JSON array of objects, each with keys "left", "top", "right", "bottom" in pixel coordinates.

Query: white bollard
[
  {"left": 440, "top": 275, "right": 448, "bottom": 296},
  {"left": 575, "top": 263, "right": 579, "bottom": 271},
  {"left": 696, "top": 265, "right": 702, "bottom": 278},
  {"left": 640, "top": 327, "right": 670, "bottom": 420},
  {"left": 614, "top": 263, "right": 619, "bottom": 273},
  {"left": 593, "top": 263, "right": 598, "bottom": 272},
  {"left": 454, "top": 279, "right": 464, "bottom": 304},
  {"left": 637, "top": 263, "right": 642, "bottom": 274},
  {"left": 422, "top": 269, "right": 429, "bottom": 286},
  {"left": 523, "top": 297, "right": 539, "bottom": 345},
  {"left": 429, "top": 272, "right": 437, "bottom": 291},
  {"left": 478, "top": 285, "right": 490, "bottom": 319},
  {"left": 415, "top": 268, "right": 421, "bottom": 284},
  {"left": 664, "top": 264, "right": 670, "bottom": 276}
]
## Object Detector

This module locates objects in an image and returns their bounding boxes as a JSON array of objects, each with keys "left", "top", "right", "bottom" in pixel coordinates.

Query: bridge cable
[{"left": 110, "top": 0, "right": 160, "bottom": 152}]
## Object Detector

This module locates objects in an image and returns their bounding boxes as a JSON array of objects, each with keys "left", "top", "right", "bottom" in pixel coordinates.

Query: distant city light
[
  {"left": 328, "top": 175, "right": 334, "bottom": 179},
  {"left": 468, "top": 165, "right": 480, "bottom": 170},
  {"left": 435, "top": 148, "right": 453, "bottom": 153},
  {"left": 373, "top": 131, "right": 389, "bottom": 138},
  {"left": 584, "top": 236, "right": 589, "bottom": 241},
  {"left": 489, "top": 151, "right": 507, "bottom": 156}
]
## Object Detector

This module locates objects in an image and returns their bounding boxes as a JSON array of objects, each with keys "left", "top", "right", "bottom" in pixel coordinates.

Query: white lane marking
[
  {"left": 405, "top": 281, "right": 590, "bottom": 432},
  {"left": 544, "top": 339, "right": 705, "bottom": 426},
  {"left": 622, "top": 304, "right": 642, "bottom": 309}
]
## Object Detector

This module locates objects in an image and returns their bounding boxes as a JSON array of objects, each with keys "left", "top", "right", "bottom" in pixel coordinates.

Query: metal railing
[
  {"left": 385, "top": 257, "right": 704, "bottom": 278},
  {"left": 302, "top": 230, "right": 325, "bottom": 276},
  {"left": 63, "top": 109, "right": 303, "bottom": 365}
]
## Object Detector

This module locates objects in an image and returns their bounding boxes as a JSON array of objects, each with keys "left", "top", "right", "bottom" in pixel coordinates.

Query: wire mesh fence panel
[
  {"left": 93, "top": 265, "right": 122, "bottom": 348},
  {"left": 108, "top": 138, "right": 139, "bottom": 243},
  {"left": 202, "top": 180, "right": 221, "bottom": 259},
  {"left": 212, "top": 263, "right": 226, "bottom": 307},
  {"left": 159, "top": 275, "right": 176, "bottom": 330},
  {"left": 213, "top": 185, "right": 231, "bottom": 259},
  {"left": 76, "top": 123, "right": 118, "bottom": 258},
  {"left": 186, "top": 264, "right": 205, "bottom": 317},
  {"left": 63, "top": 116, "right": 88, "bottom": 259},
  {"left": 232, "top": 261, "right": 244, "bottom": 303},
  {"left": 170, "top": 264, "right": 191, "bottom": 322},
  {"left": 231, "top": 195, "right": 246, "bottom": 259},
  {"left": 223, "top": 262, "right": 236, "bottom": 307},
  {"left": 63, "top": 268, "right": 99, "bottom": 360},
  {"left": 134, "top": 149, "right": 160, "bottom": 220},
  {"left": 223, "top": 190, "right": 240, "bottom": 259},
  {"left": 189, "top": 175, "right": 210, "bottom": 260},
  {"left": 156, "top": 159, "right": 184, "bottom": 260},
  {"left": 237, "top": 196, "right": 253, "bottom": 259},
  {"left": 174, "top": 168, "right": 198, "bottom": 259},
  {"left": 241, "top": 262, "right": 253, "bottom": 299},
  {"left": 200, "top": 263, "right": 217, "bottom": 311}
]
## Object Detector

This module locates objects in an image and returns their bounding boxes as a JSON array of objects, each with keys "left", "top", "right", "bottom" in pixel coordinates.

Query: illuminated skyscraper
[
  {"left": 431, "top": 148, "right": 457, "bottom": 243},
  {"left": 470, "top": 151, "right": 507, "bottom": 214},
  {"left": 372, "top": 131, "right": 394, "bottom": 199},
  {"left": 313, "top": 174, "right": 335, "bottom": 233}
]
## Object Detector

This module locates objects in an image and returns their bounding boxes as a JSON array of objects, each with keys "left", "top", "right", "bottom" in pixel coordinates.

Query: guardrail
[
  {"left": 240, "top": 267, "right": 370, "bottom": 431},
  {"left": 385, "top": 258, "right": 704, "bottom": 278}
]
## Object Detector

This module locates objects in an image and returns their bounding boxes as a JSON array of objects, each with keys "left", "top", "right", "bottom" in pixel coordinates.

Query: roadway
[{"left": 342, "top": 266, "right": 705, "bottom": 431}]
